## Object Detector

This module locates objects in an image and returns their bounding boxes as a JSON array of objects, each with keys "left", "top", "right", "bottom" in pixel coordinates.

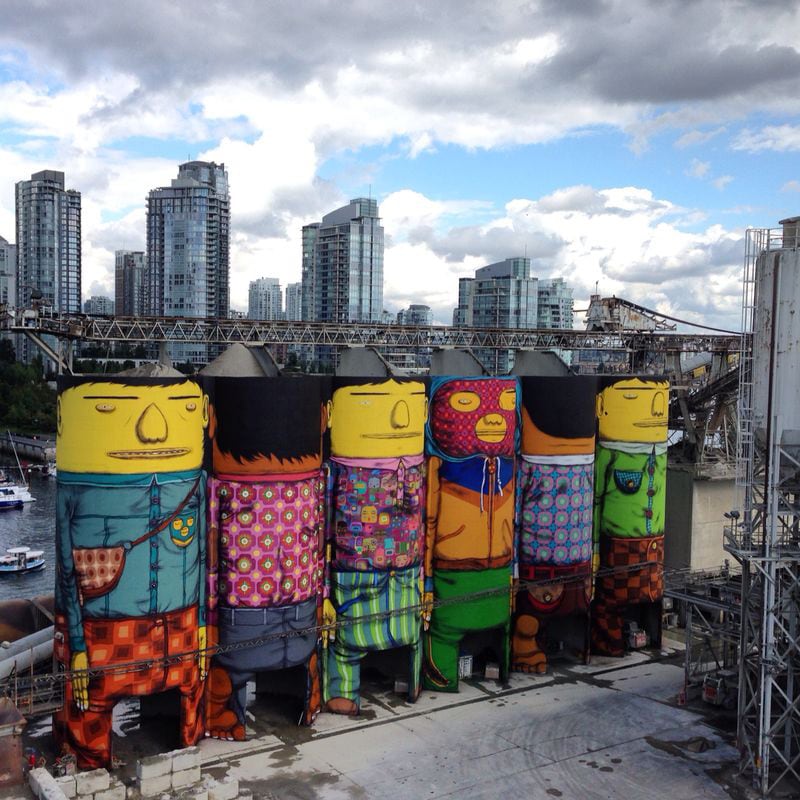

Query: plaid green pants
[{"left": 325, "top": 565, "right": 422, "bottom": 706}]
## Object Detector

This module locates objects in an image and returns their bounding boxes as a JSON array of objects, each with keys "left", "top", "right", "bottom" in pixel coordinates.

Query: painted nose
[
  {"left": 391, "top": 400, "right": 410, "bottom": 429},
  {"left": 475, "top": 413, "right": 508, "bottom": 442},
  {"left": 136, "top": 403, "right": 168, "bottom": 443},
  {"left": 651, "top": 392, "right": 665, "bottom": 417}
]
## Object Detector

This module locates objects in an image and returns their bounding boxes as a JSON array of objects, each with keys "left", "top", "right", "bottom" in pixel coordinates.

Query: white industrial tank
[{"left": 751, "top": 218, "right": 800, "bottom": 462}]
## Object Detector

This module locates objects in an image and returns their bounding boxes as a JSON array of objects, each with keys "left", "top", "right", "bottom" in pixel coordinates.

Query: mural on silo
[
  {"left": 324, "top": 378, "right": 427, "bottom": 715},
  {"left": 424, "top": 377, "right": 518, "bottom": 691},
  {"left": 512, "top": 376, "right": 596, "bottom": 673},
  {"left": 53, "top": 377, "right": 209, "bottom": 769},
  {"left": 205, "top": 377, "right": 327, "bottom": 739},
  {"left": 592, "top": 377, "right": 669, "bottom": 656}
]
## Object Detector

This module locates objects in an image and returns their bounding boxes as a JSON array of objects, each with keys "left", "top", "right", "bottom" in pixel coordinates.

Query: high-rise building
[
  {"left": 397, "top": 304, "right": 433, "bottom": 326},
  {"left": 248, "top": 277, "right": 283, "bottom": 320},
  {"left": 145, "top": 161, "right": 230, "bottom": 364},
  {"left": 15, "top": 170, "right": 81, "bottom": 312},
  {"left": 285, "top": 282, "right": 302, "bottom": 321},
  {"left": 301, "top": 198, "right": 384, "bottom": 324},
  {"left": 0, "top": 236, "right": 17, "bottom": 307},
  {"left": 115, "top": 250, "right": 145, "bottom": 317},
  {"left": 537, "top": 278, "right": 574, "bottom": 329},
  {"left": 83, "top": 296, "right": 114, "bottom": 315},
  {"left": 452, "top": 257, "right": 539, "bottom": 373}
]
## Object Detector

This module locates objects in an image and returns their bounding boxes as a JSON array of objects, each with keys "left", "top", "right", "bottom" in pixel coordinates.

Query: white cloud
[
  {"left": 380, "top": 184, "right": 744, "bottom": 330},
  {"left": 713, "top": 175, "right": 733, "bottom": 190},
  {"left": 782, "top": 180, "right": 800, "bottom": 192},
  {"left": 674, "top": 126, "right": 726, "bottom": 148},
  {"left": 687, "top": 158, "right": 711, "bottom": 178},
  {"left": 732, "top": 124, "right": 800, "bottom": 152}
]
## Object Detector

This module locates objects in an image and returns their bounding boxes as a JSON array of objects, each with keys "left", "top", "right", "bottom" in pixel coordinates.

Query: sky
[{"left": 1, "top": 0, "right": 800, "bottom": 330}]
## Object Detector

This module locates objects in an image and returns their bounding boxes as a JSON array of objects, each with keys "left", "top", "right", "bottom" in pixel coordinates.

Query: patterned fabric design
[
  {"left": 596, "top": 535, "right": 664, "bottom": 606},
  {"left": 594, "top": 445, "right": 666, "bottom": 539},
  {"left": 53, "top": 606, "right": 203, "bottom": 769},
  {"left": 591, "top": 598, "right": 625, "bottom": 657},
  {"left": 429, "top": 377, "right": 518, "bottom": 459},
  {"left": 518, "top": 461, "right": 593, "bottom": 566},
  {"left": 518, "top": 563, "right": 593, "bottom": 616},
  {"left": 210, "top": 474, "right": 324, "bottom": 608},
  {"left": 330, "top": 460, "right": 425, "bottom": 571},
  {"left": 325, "top": 566, "right": 422, "bottom": 703}
]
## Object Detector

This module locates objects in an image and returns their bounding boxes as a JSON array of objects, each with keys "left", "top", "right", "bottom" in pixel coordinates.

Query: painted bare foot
[
  {"left": 205, "top": 666, "right": 247, "bottom": 740},
  {"left": 325, "top": 696, "right": 359, "bottom": 716},
  {"left": 512, "top": 614, "right": 547, "bottom": 674}
]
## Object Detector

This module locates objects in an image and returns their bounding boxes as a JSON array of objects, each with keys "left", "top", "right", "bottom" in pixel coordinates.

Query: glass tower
[
  {"left": 248, "top": 277, "right": 283, "bottom": 320},
  {"left": 146, "top": 161, "right": 230, "bottom": 365},
  {"left": 301, "top": 198, "right": 384, "bottom": 324},
  {"left": 0, "top": 236, "right": 16, "bottom": 307},
  {"left": 15, "top": 170, "right": 81, "bottom": 312},
  {"left": 115, "top": 250, "right": 145, "bottom": 317}
]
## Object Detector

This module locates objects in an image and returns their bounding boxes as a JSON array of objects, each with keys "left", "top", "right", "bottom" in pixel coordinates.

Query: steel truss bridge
[{"left": 2, "top": 306, "right": 742, "bottom": 374}]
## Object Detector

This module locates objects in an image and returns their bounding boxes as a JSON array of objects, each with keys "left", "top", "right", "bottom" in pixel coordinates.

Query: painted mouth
[
  {"left": 475, "top": 430, "right": 507, "bottom": 441},
  {"left": 634, "top": 421, "right": 667, "bottom": 427},
  {"left": 107, "top": 448, "right": 190, "bottom": 459},
  {"left": 361, "top": 432, "right": 422, "bottom": 439}
]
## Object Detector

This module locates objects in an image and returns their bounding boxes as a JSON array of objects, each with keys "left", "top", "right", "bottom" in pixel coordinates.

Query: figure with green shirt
[{"left": 592, "top": 377, "right": 669, "bottom": 656}]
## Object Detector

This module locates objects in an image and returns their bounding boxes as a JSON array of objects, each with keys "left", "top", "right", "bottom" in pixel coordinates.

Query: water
[{"left": 0, "top": 473, "right": 56, "bottom": 600}]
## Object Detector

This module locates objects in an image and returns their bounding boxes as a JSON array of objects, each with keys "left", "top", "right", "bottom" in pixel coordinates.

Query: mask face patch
[{"left": 429, "top": 378, "right": 517, "bottom": 458}]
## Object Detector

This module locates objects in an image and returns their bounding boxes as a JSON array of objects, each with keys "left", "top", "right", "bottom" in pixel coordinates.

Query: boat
[
  {"left": 0, "top": 486, "right": 25, "bottom": 511},
  {"left": 0, "top": 432, "right": 35, "bottom": 503},
  {"left": 0, "top": 547, "right": 45, "bottom": 574}
]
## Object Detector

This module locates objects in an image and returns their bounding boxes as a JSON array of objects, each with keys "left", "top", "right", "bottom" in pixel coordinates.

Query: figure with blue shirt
[{"left": 52, "top": 376, "right": 209, "bottom": 769}]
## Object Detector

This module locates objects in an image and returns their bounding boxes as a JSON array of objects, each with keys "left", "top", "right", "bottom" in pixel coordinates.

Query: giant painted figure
[
  {"left": 512, "top": 376, "right": 596, "bottom": 673},
  {"left": 324, "top": 378, "right": 427, "bottom": 715},
  {"left": 592, "top": 377, "right": 668, "bottom": 656},
  {"left": 205, "top": 377, "right": 327, "bottom": 739},
  {"left": 53, "top": 377, "right": 209, "bottom": 768},
  {"left": 424, "top": 377, "right": 518, "bottom": 691}
]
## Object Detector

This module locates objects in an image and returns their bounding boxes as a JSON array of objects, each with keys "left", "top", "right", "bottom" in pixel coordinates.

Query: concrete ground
[
  {"left": 15, "top": 640, "right": 755, "bottom": 800},
  {"left": 197, "top": 644, "right": 746, "bottom": 800}
]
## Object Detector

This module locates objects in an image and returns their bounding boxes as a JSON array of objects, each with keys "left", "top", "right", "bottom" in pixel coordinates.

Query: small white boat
[
  {"left": 0, "top": 432, "right": 36, "bottom": 504},
  {"left": 0, "top": 547, "right": 45, "bottom": 574},
  {"left": 0, "top": 486, "right": 26, "bottom": 510}
]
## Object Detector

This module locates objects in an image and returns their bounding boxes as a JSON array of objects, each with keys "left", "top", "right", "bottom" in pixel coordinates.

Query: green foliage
[{"left": 0, "top": 340, "right": 56, "bottom": 434}]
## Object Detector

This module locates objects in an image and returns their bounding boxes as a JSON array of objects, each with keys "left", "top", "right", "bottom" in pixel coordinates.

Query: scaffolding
[
  {"left": 724, "top": 227, "right": 800, "bottom": 795},
  {"left": 665, "top": 565, "right": 741, "bottom": 700}
]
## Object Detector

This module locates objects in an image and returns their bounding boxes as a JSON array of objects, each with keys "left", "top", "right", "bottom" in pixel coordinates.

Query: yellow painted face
[
  {"left": 596, "top": 378, "right": 668, "bottom": 443},
  {"left": 57, "top": 380, "right": 208, "bottom": 473},
  {"left": 330, "top": 379, "right": 427, "bottom": 458}
]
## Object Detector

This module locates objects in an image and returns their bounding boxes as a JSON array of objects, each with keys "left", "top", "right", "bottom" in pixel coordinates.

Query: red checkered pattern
[
  {"left": 53, "top": 606, "right": 204, "bottom": 769},
  {"left": 591, "top": 535, "right": 664, "bottom": 657}
]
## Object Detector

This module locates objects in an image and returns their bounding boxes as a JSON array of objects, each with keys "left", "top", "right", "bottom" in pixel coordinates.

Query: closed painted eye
[
  {"left": 499, "top": 388, "right": 516, "bottom": 411},
  {"left": 449, "top": 391, "right": 480, "bottom": 412},
  {"left": 95, "top": 403, "right": 115, "bottom": 413},
  {"left": 185, "top": 402, "right": 197, "bottom": 412}
]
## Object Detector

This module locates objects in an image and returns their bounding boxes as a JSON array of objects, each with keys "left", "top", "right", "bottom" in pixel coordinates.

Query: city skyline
[{"left": 1, "top": 2, "right": 800, "bottom": 329}]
